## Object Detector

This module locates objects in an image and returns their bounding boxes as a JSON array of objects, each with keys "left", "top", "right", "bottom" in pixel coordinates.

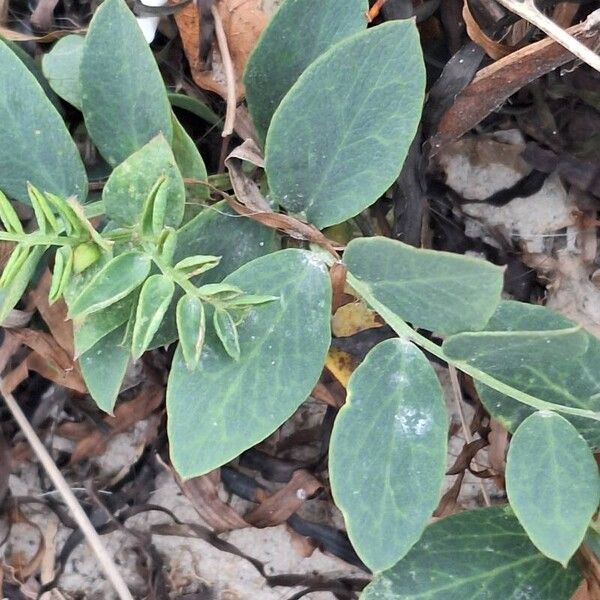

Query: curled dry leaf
[
  {"left": 463, "top": 1, "right": 512, "bottom": 60},
  {"left": 244, "top": 469, "right": 322, "bottom": 527},
  {"left": 225, "top": 144, "right": 341, "bottom": 257},
  {"left": 9, "top": 329, "right": 85, "bottom": 393},
  {"left": 176, "top": 468, "right": 249, "bottom": 532},
  {"left": 172, "top": 0, "right": 267, "bottom": 101}
]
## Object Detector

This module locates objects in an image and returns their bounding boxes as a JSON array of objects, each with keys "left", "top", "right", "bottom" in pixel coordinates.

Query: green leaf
[
  {"left": 103, "top": 134, "right": 185, "bottom": 228},
  {"left": 68, "top": 251, "right": 151, "bottom": 318},
  {"left": 443, "top": 300, "right": 600, "bottom": 450},
  {"left": 79, "top": 324, "right": 130, "bottom": 413},
  {"left": 27, "top": 184, "right": 60, "bottom": 234},
  {"left": 226, "top": 294, "right": 278, "bottom": 308},
  {"left": 49, "top": 245, "right": 74, "bottom": 303},
  {"left": 73, "top": 295, "right": 135, "bottom": 357},
  {"left": 0, "top": 246, "right": 46, "bottom": 323},
  {"left": 0, "top": 245, "right": 30, "bottom": 287},
  {"left": 167, "top": 249, "right": 331, "bottom": 478},
  {"left": 173, "top": 254, "right": 221, "bottom": 277},
  {"left": 343, "top": 237, "right": 504, "bottom": 334},
  {"left": 140, "top": 175, "right": 168, "bottom": 236},
  {"left": 2, "top": 38, "right": 64, "bottom": 115},
  {"left": 176, "top": 294, "right": 205, "bottom": 370},
  {"left": 0, "top": 190, "right": 24, "bottom": 233},
  {"left": 196, "top": 282, "right": 242, "bottom": 300},
  {"left": 330, "top": 338, "right": 447, "bottom": 572},
  {"left": 0, "top": 39, "right": 87, "bottom": 204},
  {"left": 41, "top": 34, "right": 84, "bottom": 109},
  {"left": 213, "top": 308, "right": 240, "bottom": 360},
  {"left": 168, "top": 92, "right": 221, "bottom": 127},
  {"left": 157, "top": 227, "right": 178, "bottom": 265},
  {"left": 79, "top": 0, "right": 172, "bottom": 166},
  {"left": 171, "top": 114, "right": 209, "bottom": 203},
  {"left": 131, "top": 274, "right": 175, "bottom": 358},
  {"left": 265, "top": 21, "right": 425, "bottom": 228},
  {"left": 244, "top": 0, "right": 367, "bottom": 145},
  {"left": 362, "top": 506, "right": 582, "bottom": 600},
  {"left": 506, "top": 411, "right": 600, "bottom": 566}
]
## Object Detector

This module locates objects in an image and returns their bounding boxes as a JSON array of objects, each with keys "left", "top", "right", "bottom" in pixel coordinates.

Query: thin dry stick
[
  {"left": 0, "top": 382, "right": 134, "bottom": 600},
  {"left": 495, "top": 0, "right": 600, "bottom": 72},
  {"left": 211, "top": 4, "right": 236, "bottom": 137},
  {"left": 447, "top": 365, "right": 491, "bottom": 507}
]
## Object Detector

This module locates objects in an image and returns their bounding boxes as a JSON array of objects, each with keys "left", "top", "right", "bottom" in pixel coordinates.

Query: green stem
[
  {"left": 345, "top": 271, "right": 600, "bottom": 423},
  {"left": 0, "top": 231, "right": 82, "bottom": 247},
  {"left": 148, "top": 249, "right": 223, "bottom": 309}
]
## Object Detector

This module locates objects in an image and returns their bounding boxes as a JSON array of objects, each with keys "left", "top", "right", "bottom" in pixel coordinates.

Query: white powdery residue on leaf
[{"left": 393, "top": 406, "right": 433, "bottom": 437}]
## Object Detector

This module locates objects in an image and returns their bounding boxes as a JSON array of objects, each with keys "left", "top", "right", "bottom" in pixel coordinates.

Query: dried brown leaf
[
  {"left": 29, "top": 270, "right": 74, "bottom": 358},
  {"left": 177, "top": 469, "right": 249, "bottom": 532},
  {"left": 8, "top": 329, "right": 85, "bottom": 393},
  {"left": 244, "top": 469, "right": 322, "bottom": 527},
  {"left": 2, "top": 360, "right": 29, "bottom": 395},
  {"left": 463, "top": 1, "right": 512, "bottom": 60},
  {"left": 172, "top": 0, "right": 266, "bottom": 101}
]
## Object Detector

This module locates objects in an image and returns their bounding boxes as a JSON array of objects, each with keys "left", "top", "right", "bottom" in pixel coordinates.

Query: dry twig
[{"left": 211, "top": 3, "right": 236, "bottom": 136}]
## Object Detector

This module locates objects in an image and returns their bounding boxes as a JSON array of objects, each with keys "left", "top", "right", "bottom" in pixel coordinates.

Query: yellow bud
[{"left": 73, "top": 242, "right": 102, "bottom": 274}]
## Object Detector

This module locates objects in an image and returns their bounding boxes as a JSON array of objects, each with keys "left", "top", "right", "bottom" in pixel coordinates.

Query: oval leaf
[
  {"left": 131, "top": 274, "right": 175, "bottom": 358},
  {"left": 244, "top": 0, "right": 367, "bottom": 144},
  {"left": 73, "top": 295, "right": 136, "bottom": 357},
  {"left": 363, "top": 506, "right": 582, "bottom": 600},
  {"left": 213, "top": 308, "right": 240, "bottom": 360},
  {"left": 167, "top": 249, "right": 331, "bottom": 478},
  {"left": 0, "top": 40, "right": 87, "bottom": 203},
  {"left": 68, "top": 251, "right": 151, "bottom": 318},
  {"left": 0, "top": 246, "right": 46, "bottom": 324},
  {"left": 176, "top": 294, "right": 206, "bottom": 370},
  {"left": 102, "top": 134, "right": 185, "bottom": 228},
  {"left": 443, "top": 300, "right": 600, "bottom": 450},
  {"left": 265, "top": 21, "right": 425, "bottom": 228},
  {"left": 171, "top": 114, "right": 208, "bottom": 203},
  {"left": 79, "top": 324, "right": 130, "bottom": 413},
  {"left": 80, "top": 0, "right": 172, "bottom": 166},
  {"left": 42, "top": 34, "right": 84, "bottom": 109},
  {"left": 506, "top": 411, "right": 600, "bottom": 566},
  {"left": 330, "top": 338, "right": 447, "bottom": 572},
  {"left": 344, "top": 237, "right": 504, "bottom": 334}
]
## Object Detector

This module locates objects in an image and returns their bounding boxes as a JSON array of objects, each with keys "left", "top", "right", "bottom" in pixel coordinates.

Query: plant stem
[
  {"left": 148, "top": 249, "right": 223, "bottom": 308},
  {"left": 0, "top": 231, "right": 81, "bottom": 246},
  {"left": 345, "top": 271, "right": 600, "bottom": 422}
]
